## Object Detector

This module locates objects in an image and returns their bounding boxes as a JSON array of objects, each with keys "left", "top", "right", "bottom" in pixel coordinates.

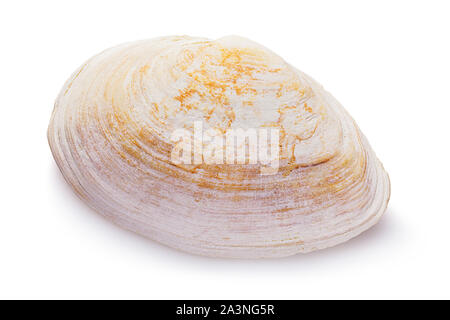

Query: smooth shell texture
[{"left": 48, "top": 36, "right": 390, "bottom": 258}]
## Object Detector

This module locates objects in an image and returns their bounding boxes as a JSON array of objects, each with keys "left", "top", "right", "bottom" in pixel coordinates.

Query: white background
[{"left": 1, "top": 0, "right": 449, "bottom": 299}]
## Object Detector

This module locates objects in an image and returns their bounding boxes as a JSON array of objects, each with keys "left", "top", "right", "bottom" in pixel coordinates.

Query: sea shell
[{"left": 48, "top": 35, "right": 390, "bottom": 258}]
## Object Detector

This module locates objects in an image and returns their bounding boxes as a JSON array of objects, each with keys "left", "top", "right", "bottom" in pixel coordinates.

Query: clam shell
[{"left": 48, "top": 35, "right": 390, "bottom": 258}]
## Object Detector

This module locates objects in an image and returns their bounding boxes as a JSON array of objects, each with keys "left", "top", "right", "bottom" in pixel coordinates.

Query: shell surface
[{"left": 48, "top": 35, "right": 390, "bottom": 258}]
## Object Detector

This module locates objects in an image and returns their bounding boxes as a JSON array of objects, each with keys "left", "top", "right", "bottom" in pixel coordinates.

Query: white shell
[{"left": 48, "top": 35, "right": 390, "bottom": 258}]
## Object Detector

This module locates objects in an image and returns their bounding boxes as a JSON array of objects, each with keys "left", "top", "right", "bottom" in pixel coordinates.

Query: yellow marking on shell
[
  {"left": 139, "top": 64, "right": 150, "bottom": 74},
  {"left": 304, "top": 103, "right": 313, "bottom": 113}
]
